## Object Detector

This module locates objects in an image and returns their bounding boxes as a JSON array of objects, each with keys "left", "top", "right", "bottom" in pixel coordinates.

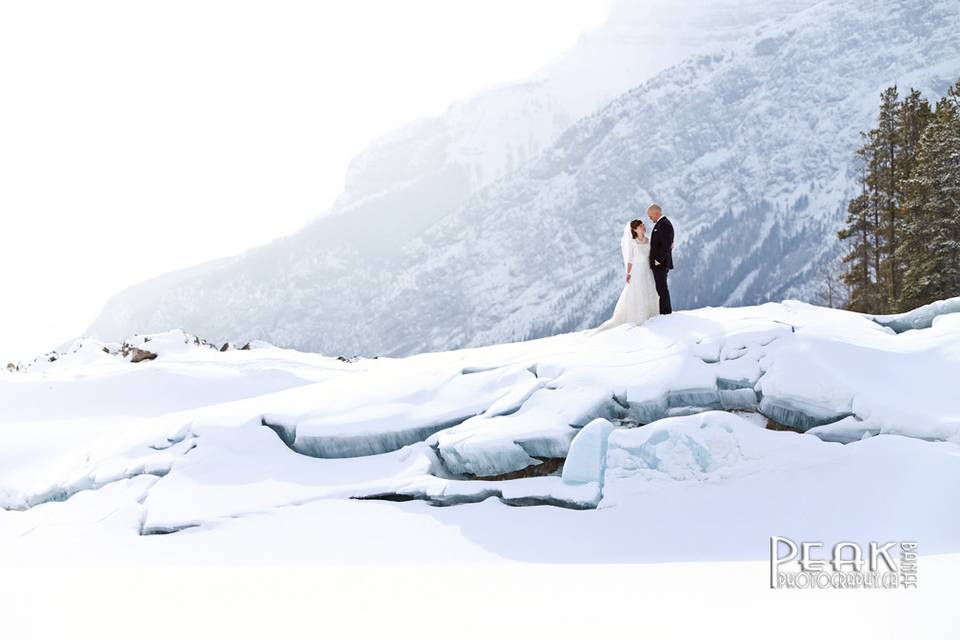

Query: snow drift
[{"left": 3, "top": 299, "right": 959, "bottom": 562}]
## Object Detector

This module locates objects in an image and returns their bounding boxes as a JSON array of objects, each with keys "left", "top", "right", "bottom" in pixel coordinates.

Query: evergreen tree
[
  {"left": 892, "top": 89, "right": 934, "bottom": 310},
  {"left": 873, "top": 86, "right": 902, "bottom": 306},
  {"left": 839, "top": 156, "right": 875, "bottom": 312},
  {"left": 898, "top": 86, "right": 960, "bottom": 308},
  {"left": 838, "top": 81, "right": 960, "bottom": 313},
  {"left": 897, "top": 89, "right": 933, "bottom": 187},
  {"left": 866, "top": 134, "right": 886, "bottom": 312}
]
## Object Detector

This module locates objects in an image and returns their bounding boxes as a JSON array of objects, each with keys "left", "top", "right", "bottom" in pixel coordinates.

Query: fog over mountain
[{"left": 87, "top": 0, "right": 959, "bottom": 356}]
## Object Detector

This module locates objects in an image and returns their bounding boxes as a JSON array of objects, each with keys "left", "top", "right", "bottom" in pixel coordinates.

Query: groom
[{"left": 647, "top": 203, "right": 673, "bottom": 314}]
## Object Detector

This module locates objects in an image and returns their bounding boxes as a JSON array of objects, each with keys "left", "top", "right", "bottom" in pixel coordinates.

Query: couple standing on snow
[{"left": 596, "top": 202, "right": 674, "bottom": 331}]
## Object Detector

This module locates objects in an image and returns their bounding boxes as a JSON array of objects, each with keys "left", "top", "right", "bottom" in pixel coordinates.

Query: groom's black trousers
[{"left": 652, "top": 266, "right": 672, "bottom": 315}]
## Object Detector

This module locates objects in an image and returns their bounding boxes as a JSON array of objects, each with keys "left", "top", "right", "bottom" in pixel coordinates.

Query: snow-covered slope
[
  {"left": 85, "top": 0, "right": 825, "bottom": 354},
  {"left": 3, "top": 300, "right": 960, "bottom": 563},
  {"left": 368, "top": 0, "right": 960, "bottom": 355}
]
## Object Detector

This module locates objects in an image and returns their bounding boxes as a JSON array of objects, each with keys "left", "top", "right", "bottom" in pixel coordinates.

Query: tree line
[{"left": 838, "top": 79, "right": 960, "bottom": 313}]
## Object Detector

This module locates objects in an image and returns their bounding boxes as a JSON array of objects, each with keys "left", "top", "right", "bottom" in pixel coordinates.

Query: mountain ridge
[{"left": 87, "top": 0, "right": 960, "bottom": 356}]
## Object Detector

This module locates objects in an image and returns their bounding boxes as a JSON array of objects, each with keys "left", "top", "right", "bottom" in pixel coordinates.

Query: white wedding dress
[{"left": 595, "top": 225, "right": 660, "bottom": 331}]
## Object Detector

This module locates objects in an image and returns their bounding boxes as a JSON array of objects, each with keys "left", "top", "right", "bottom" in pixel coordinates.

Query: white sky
[{"left": 0, "top": 0, "right": 609, "bottom": 363}]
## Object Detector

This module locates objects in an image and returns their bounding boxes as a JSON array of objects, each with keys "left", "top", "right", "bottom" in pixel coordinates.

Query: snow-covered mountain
[
  {"left": 374, "top": 0, "right": 960, "bottom": 354},
  {"left": 87, "top": 0, "right": 960, "bottom": 357},
  {"left": 335, "top": 0, "right": 818, "bottom": 212}
]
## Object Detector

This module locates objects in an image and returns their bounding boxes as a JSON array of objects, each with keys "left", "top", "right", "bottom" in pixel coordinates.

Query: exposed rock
[
  {"left": 127, "top": 347, "right": 158, "bottom": 363},
  {"left": 764, "top": 417, "right": 805, "bottom": 434},
  {"left": 139, "top": 523, "right": 200, "bottom": 536},
  {"left": 472, "top": 458, "right": 565, "bottom": 482}
]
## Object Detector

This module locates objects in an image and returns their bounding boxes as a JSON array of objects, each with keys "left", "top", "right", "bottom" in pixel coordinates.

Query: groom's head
[{"left": 647, "top": 203, "right": 663, "bottom": 222}]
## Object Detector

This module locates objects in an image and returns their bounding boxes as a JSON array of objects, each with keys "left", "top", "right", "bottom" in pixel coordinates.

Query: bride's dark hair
[{"left": 629, "top": 219, "right": 645, "bottom": 239}]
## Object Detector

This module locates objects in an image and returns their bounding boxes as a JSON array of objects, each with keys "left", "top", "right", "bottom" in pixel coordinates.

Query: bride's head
[{"left": 630, "top": 219, "right": 646, "bottom": 240}]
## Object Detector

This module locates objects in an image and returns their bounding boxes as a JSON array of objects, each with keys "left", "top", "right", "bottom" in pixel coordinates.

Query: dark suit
[{"left": 648, "top": 216, "right": 674, "bottom": 314}]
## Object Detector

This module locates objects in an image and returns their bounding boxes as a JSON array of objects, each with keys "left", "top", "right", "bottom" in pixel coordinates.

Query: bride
[{"left": 595, "top": 219, "right": 660, "bottom": 331}]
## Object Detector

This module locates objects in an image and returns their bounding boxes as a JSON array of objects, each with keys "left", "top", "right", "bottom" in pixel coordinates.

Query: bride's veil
[{"left": 619, "top": 222, "right": 634, "bottom": 269}]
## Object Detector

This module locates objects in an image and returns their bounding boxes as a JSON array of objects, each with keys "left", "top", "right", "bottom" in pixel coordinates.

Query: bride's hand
[{"left": 626, "top": 273, "right": 631, "bottom": 284}]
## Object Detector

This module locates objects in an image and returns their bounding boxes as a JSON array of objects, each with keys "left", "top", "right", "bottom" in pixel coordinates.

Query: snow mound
[
  {"left": 1, "top": 300, "right": 959, "bottom": 554},
  {"left": 604, "top": 412, "right": 804, "bottom": 483},
  {"left": 263, "top": 366, "right": 535, "bottom": 458},
  {"left": 562, "top": 418, "right": 616, "bottom": 485},
  {"left": 15, "top": 329, "right": 220, "bottom": 373},
  {"left": 13, "top": 338, "right": 115, "bottom": 373},
  {"left": 606, "top": 414, "right": 746, "bottom": 482},
  {"left": 601, "top": 411, "right": 830, "bottom": 505},
  {"left": 758, "top": 307, "right": 960, "bottom": 442},
  {"left": 430, "top": 384, "right": 623, "bottom": 477},
  {"left": 868, "top": 296, "right": 960, "bottom": 333},
  {"left": 117, "top": 329, "right": 216, "bottom": 359}
]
